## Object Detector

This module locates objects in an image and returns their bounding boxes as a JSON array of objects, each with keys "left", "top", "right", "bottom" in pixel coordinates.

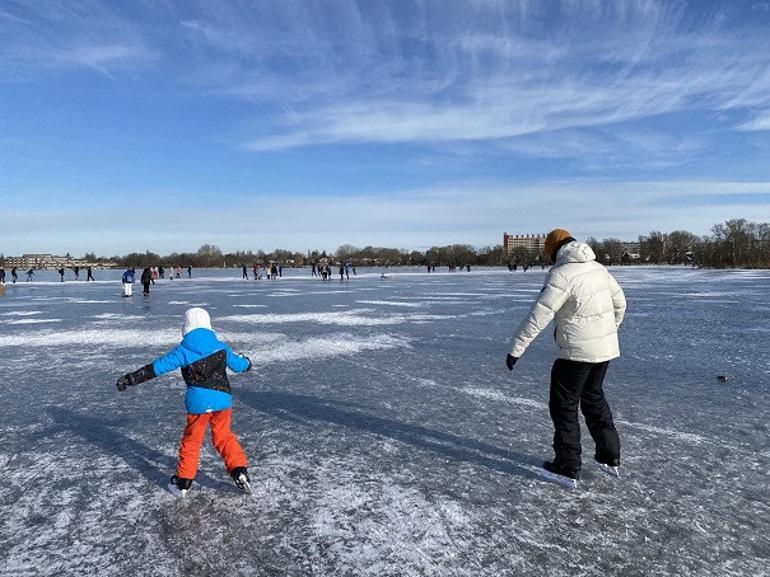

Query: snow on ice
[{"left": 0, "top": 266, "right": 768, "bottom": 576}]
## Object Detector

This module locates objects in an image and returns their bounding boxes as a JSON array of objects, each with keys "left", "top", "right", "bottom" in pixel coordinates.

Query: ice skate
[
  {"left": 595, "top": 457, "right": 621, "bottom": 478},
  {"left": 230, "top": 467, "right": 251, "bottom": 493},
  {"left": 541, "top": 461, "right": 579, "bottom": 490},
  {"left": 168, "top": 475, "right": 193, "bottom": 498}
]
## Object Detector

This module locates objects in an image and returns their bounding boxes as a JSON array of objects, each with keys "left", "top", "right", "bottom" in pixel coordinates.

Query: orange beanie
[{"left": 544, "top": 228, "right": 573, "bottom": 261}]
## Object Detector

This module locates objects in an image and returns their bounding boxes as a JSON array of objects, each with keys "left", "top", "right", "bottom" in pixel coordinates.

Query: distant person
[
  {"left": 73, "top": 266, "right": 80, "bottom": 280},
  {"left": 115, "top": 307, "right": 253, "bottom": 498},
  {"left": 311, "top": 263, "right": 317, "bottom": 277},
  {"left": 242, "top": 264, "right": 248, "bottom": 279},
  {"left": 141, "top": 267, "right": 153, "bottom": 296},
  {"left": 0, "top": 267, "right": 5, "bottom": 284},
  {"left": 344, "top": 262, "right": 350, "bottom": 280},
  {"left": 339, "top": 263, "right": 345, "bottom": 281},
  {"left": 158, "top": 265, "right": 165, "bottom": 279},
  {"left": 506, "top": 228, "right": 626, "bottom": 488},
  {"left": 121, "top": 267, "right": 135, "bottom": 298},
  {"left": 58, "top": 267, "right": 65, "bottom": 282},
  {"left": 87, "top": 266, "right": 95, "bottom": 282},
  {"left": 11, "top": 267, "right": 18, "bottom": 283},
  {"left": 26, "top": 268, "right": 34, "bottom": 282},
  {"left": 187, "top": 265, "right": 192, "bottom": 278}
]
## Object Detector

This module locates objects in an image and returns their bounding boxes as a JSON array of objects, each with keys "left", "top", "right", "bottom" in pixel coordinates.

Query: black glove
[
  {"left": 116, "top": 374, "right": 133, "bottom": 392},
  {"left": 116, "top": 364, "right": 156, "bottom": 391},
  {"left": 245, "top": 356, "right": 253, "bottom": 371},
  {"left": 506, "top": 354, "right": 518, "bottom": 371}
]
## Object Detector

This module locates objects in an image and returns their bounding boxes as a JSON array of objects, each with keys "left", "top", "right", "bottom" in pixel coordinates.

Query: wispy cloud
[{"left": 737, "top": 110, "right": 770, "bottom": 131}]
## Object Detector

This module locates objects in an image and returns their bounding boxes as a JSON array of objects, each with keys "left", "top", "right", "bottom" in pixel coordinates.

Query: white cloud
[{"left": 737, "top": 110, "right": 770, "bottom": 131}]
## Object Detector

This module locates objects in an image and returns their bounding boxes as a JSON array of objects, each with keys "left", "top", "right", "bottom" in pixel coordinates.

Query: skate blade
[
  {"left": 235, "top": 475, "right": 252, "bottom": 493},
  {"left": 167, "top": 482, "right": 189, "bottom": 499},
  {"left": 597, "top": 463, "right": 620, "bottom": 478},
  {"left": 539, "top": 468, "right": 578, "bottom": 490}
]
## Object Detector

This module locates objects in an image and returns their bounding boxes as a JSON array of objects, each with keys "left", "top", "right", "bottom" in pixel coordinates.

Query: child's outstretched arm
[
  {"left": 116, "top": 346, "right": 185, "bottom": 391},
  {"left": 225, "top": 346, "right": 252, "bottom": 373},
  {"left": 116, "top": 364, "right": 156, "bottom": 391}
]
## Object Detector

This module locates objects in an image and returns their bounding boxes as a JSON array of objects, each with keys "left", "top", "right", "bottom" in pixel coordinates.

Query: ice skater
[
  {"left": 506, "top": 228, "right": 626, "bottom": 488},
  {"left": 58, "top": 267, "right": 65, "bottom": 282},
  {"left": 116, "top": 307, "right": 253, "bottom": 497},
  {"left": 87, "top": 266, "right": 95, "bottom": 282},
  {"left": 141, "top": 267, "right": 153, "bottom": 296},
  {"left": 121, "top": 267, "right": 135, "bottom": 297},
  {"left": 11, "top": 267, "right": 18, "bottom": 283},
  {"left": 0, "top": 267, "right": 5, "bottom": 284},
  {"left": 26, "top": 268, "right": 34, "bottom": 281}
]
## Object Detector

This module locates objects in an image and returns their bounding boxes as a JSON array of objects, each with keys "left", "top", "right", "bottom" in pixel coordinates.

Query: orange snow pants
[{"left": 176, "top": 408, "right": 247, "bottom": 480}]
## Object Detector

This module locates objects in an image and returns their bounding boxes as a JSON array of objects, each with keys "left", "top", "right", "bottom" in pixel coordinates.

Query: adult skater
[
  {"left": 242, "top": 264, "right": 248, "bottom": 279},
  {"left": 11, "top": 267, "right": 18, "bottom": 283},
  {"left": 26, "top": 268, "right": 34, "bottom": 281},
  {"left": 74, "top": 266, "right": 80, "bottom": 280},
  {"left": 115, "top": 307, "right": 253, "bottom": 497},
  {"left": 506, "top": 228, "right": 626, "bottom": 487},
  {"left": 122, "top": 267, "right": 135, "bottom": 297},
  {"left": 141, "top": 267, "right": 153, "bottom": 296},
  {"left": 58, "top": 267, "right": 65, "bottom": 282},
  {"left": 187, "top": 265, "right": 192, "bottom": 278},
  {"left": 86, "top": 266, "right": 95, "bottom": 282},
  {"left": 0, "top": 267, "right": 5, "bottom": 284}
]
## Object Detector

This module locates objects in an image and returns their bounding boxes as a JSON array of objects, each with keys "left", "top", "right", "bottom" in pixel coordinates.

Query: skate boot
[
  {"left": 230, "top": 467, "right": 251, "bottom": 493},
  {"left": 542, "top": 461, "right": 580, "bottom": 490},
  {"left": 168, "top": 475, "right": 193, "bottom": 498},
  {"left": 595, "top": 456, "right": 621, "bottom": 478}
]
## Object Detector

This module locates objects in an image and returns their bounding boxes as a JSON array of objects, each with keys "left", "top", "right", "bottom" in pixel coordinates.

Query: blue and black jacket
[{"left": 123, "top": 328, "right": 251, "bottom": 414}]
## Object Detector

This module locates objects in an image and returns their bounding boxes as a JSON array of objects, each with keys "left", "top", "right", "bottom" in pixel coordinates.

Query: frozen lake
[{"left": 1, "top": 266, "right": 768, "bottom": 576}]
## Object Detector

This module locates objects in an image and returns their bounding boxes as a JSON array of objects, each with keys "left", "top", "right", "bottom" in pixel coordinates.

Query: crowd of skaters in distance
[
  {"left": 0, "top": 265, "right": 98, "bottom": 283},
  {"left": 0, "top": 256, "right": 550, "bottom": 289}
]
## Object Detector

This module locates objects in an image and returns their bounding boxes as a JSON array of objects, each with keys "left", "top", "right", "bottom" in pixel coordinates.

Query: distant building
[
  {"left": 503, "top": 233, "right": 547, "bottom": 256},
  {"left": 621, "top": 241, "right": 641, "bottom": 260},
  {"left": 2, "top": 253, "right": 115, "bottom": 268}
]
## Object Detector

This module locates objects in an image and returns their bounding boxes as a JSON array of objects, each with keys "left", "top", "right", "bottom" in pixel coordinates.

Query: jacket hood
[
  {"left": 556, "top": 241, "right": 596, "bottom": 264},
  {"left": 183, "top": 307, "right": 212, "bottom": 336}
]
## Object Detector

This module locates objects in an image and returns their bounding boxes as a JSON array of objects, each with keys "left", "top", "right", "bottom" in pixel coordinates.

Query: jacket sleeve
[
  {"left": 510, "top": 271, "right": 571, "bottom": 358},
  {"left": 608, "top": 274, "right": 626, "bottom": 328},
  {"left": 152, "top": 344, "right": 186, "bottom": 377},
  {"left": 225, "top": 345, "right": 251, "bottom": 373}
]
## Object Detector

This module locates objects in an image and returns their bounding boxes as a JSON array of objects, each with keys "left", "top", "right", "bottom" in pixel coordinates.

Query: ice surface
[{"left": 0, "top": 266, "right": 768, "bottom": 577}]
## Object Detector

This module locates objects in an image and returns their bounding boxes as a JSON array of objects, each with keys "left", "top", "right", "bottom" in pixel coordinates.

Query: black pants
[{"left": 549, "top": 358, "right": 620, "bottom": 471}]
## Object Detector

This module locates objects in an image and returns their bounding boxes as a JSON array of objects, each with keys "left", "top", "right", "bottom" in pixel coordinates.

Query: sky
[{"left": 1, "top": 0, "right": 770, "bottom": 256}]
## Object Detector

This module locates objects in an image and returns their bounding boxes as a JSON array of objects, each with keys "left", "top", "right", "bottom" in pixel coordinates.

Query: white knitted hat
[{"left": 183, "top": 307, "right": 212, "bottom": 336}]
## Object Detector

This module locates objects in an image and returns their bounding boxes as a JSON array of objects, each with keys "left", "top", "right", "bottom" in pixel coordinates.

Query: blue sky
[{"left": 1, "top": 0, "right": 770, "bottom": 256}]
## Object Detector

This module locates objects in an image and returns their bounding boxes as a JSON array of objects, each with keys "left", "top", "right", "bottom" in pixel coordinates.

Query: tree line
[{"left": 2, "top": 218, "right": 767, "bottom": 270}]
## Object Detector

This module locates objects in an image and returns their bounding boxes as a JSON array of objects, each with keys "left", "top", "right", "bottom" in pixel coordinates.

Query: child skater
[{"left": 116, "top": 307, "right": 253, "bottom": 497}]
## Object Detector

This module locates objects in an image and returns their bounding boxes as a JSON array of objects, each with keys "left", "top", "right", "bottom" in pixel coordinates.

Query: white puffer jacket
[{"left": 510, "top": 241, "right": 626, "bottom": 363}]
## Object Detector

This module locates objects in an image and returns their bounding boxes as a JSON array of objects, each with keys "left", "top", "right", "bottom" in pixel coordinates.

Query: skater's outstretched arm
[
  {"left": 509, "top": 271, "right": 570, "bottom": 359},
  {"left": 116, "top": 345, "right": 185, "bottom": 391},
  {"left": 224, "top": 345, "right": 252, "bottom": 373},
  {"left": 116, "top": 364, "right": 157, "bottom": 391}
]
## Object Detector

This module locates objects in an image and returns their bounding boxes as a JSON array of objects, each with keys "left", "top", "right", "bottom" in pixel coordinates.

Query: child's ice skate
[
  {"left": 230, "top": 467, "right": 251, "bottom": 493},
  {"left": 168, "top": 475, "right": 193, "bottom": 498}
]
